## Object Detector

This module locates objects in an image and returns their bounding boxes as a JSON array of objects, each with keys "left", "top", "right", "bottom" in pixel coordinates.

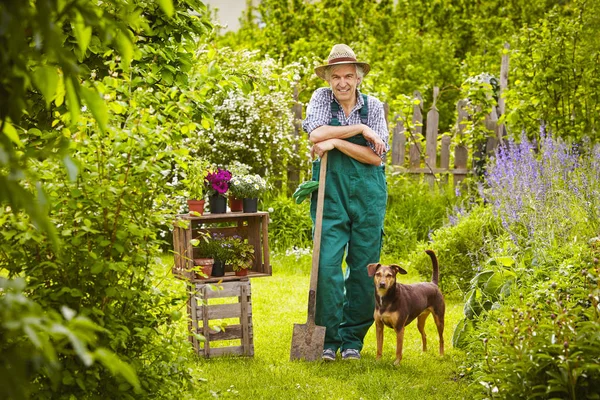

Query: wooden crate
[
  {"left": 188, "top": 280, "right": 254, "bottom": 358},
  {"left": 172, "top": 212, "right": 271, "bottom": 283}
]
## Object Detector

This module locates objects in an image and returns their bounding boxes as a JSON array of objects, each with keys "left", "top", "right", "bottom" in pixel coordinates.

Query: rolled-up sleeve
[
  {"left": 302, "top": 88, "right": 331, "bottom": 135},
  {"left": 368, "top": 98, "right": 390, "bottom": 156}
]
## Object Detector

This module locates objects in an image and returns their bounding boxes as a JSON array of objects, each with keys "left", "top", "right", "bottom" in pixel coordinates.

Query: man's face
[{"left": 328, "top": 64, "right": 360, "bottom": 103}]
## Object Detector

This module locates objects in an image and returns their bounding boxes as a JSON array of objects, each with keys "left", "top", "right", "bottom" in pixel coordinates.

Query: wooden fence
[{"left": 390, "top": 45, "right": 510, "bottom": 189}]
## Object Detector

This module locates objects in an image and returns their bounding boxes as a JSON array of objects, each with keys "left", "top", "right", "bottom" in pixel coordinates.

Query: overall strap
[
  {"left": 360, "top": 94, "right": 369, "bottom": 125},
  {"left": 330, "top": 94, "right": 369, "bottom": 126}
]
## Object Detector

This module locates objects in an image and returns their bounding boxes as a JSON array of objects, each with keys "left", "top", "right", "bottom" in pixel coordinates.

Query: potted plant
[
  {"left": 190, "top": 232, "right": 219, "bottom": 279},
  {"left": 222, "top": 235, "right": 255, "bottom": 276},
  {"left": 229, "top": 174, "right": 267, "bottom": 213},
  {"left": 185, "top": 159, "right": 210, "bottom": 215},
  {"left": 205, "top": 167, "right": 232, "bottom": 214},
  {"left": 226, "top": 162, "right": 251, "bottom": 212}
]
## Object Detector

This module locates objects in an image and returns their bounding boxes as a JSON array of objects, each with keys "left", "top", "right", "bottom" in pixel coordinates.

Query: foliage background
[{"left": 2, "top": 0, "right": 600, "bottom": 398}]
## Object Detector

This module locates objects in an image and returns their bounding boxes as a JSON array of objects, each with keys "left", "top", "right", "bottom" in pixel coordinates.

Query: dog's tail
[{"left": 425, "top": 249, "right": 439, "bottom": 286}]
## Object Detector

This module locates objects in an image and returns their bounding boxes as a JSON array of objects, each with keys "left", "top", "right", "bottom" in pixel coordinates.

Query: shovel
[{"left": 290, "top": 152, "right": 328, "bottom": 361}]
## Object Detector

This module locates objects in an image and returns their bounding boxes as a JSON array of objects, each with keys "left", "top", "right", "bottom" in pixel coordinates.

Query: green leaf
[
  {"left": 157, "top": 0, "right": 174, "bottom": 17},
  {"left": 72, "top": 12, "right": 92, "bottom": 55},
  {"left": 2, "top": 119, "right": 24, "bottom": 148},
  {"left": 63, "top": 155, "right": 79, "bottom": 182},
  {"left": 65, "top": 77, "right": 80, "bottom": 124},
  {"left": 79, "top": 86, "right": 108, "bottom": 132},
  {"left": 116, "top": 31, "right": 133, "bottom": 67},
  {"left": 33, "top": 66, "right": 59, "bottom": 106},
  {"left": 95, "top": 348, "right": 140, "bottom": 391}
]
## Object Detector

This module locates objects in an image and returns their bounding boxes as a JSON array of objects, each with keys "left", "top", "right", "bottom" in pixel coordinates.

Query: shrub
[
  {"left": 263, "top": 194, "right": 313, "bottom": 252},
  {"left": 383, "top": 174, "right": 458, "bottom": 261},
  {"left": 463, "top": 240, "right": 600, "bottom": 399},
  {"left": 408, "top": 203, "right": 502, "bottom": 296}
]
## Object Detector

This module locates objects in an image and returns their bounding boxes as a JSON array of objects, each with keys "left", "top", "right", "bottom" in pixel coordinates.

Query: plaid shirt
[{"left": 302, "top": 87, "right": 389, "bottom": 158}]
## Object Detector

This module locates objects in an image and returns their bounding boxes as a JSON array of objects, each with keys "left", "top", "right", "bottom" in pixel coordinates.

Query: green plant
[
  {"left": 184, "top": 158, "right": 210, "bottom": 200},
  {"left": 224, "top": 236, "right": 255, "bottom": 271},
  {"left": 229, "top": 174, "right": 267, "bottom": 199},
  {"left": 409, "top": 204, "right": 503, "bottom": 295}
]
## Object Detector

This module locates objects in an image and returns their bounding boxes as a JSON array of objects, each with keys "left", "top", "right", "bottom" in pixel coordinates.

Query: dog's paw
[{"left": 393, "top": 358, "right": 402, "bottom": 366}]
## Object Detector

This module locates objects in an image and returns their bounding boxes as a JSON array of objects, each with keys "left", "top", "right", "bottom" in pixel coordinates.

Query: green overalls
[{"left": 310, "top": 95, "right": 388, "bottom": 352}]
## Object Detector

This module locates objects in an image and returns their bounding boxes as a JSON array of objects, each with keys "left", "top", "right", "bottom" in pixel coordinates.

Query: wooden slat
[
  {"left": 392, "top": 118, "right": 405, "bottom": 166},
  {"left": 201, "top": 285, "right": 211, "bottom": 357},
  {"left": 240, "top": 284, "right": 251, "bottom": 355},
  {"left": 262, "top": 216, "right": 271, "bottom": 276},
  {"left": 498, "top": 42, "right": 510, "bottom": 140},
  {"left": 247, "top": 216, "right": 262, "bottom": 271},
  {"left": 201, "top": 324, "right": 254, "bottom": 341},
  {"left": 203, "top": 281, "right": 251, "bottom": 299},
  {"left": 440, "top": 135, "right": 451, "bottom": 186},
  {"left": 425, "top": 87, "right": 439, "bottom": 188},
  {"left": 197, "top": 301, "right": 253, "bottom": 320}
]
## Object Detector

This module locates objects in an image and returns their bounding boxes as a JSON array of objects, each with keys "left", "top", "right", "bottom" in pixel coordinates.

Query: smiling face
[{"left": 327, "top": 64, "right": 361, "bottom": 104}]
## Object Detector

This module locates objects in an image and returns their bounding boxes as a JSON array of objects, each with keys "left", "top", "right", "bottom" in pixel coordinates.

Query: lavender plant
[{"left": 484, "top": 133, "right": 600, "bottom": 259}]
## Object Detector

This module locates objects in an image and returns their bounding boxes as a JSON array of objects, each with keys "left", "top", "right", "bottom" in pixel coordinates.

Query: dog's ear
[
  {"left": 367, "top": 263, "right": 381, "bottom": 277},
  {"left": 390, "top": 264, "right": 408, "bottom": 275}
]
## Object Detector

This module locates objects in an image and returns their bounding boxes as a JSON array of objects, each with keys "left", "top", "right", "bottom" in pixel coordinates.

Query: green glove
[{"left": 292, "top": 181, "right": 320, "bottom": 204}]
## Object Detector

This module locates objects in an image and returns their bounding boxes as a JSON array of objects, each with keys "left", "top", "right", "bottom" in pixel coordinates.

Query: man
[{"left": 302, "top": 44, "right": 389, "bottom": 361}]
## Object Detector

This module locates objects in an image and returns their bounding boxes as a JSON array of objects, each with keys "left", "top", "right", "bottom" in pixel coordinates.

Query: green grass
[{"left": 164, "top": 252, "right": 471, "bottom": 399}]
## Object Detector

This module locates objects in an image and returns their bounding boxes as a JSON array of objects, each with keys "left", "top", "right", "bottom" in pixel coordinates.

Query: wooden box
[
  {"left": 172, "top": 212, "right": 271, "bottom": 283},
  {"left": 188, "top": 280, "right": 254, "bottom": 358}
]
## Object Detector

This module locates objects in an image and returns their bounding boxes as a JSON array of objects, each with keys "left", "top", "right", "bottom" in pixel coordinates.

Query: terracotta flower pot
[
  {"left": 193, "top": 258, "right": 214, "bottom": 280},
  {"left": 234, "top": 268, "right": 248, "bottom": 277},
  {"left": 229, "top": 196, "right": 243, "bottom": 212},
  {"left": 187, "top": 199, "right": 205, "bottom": 215}
]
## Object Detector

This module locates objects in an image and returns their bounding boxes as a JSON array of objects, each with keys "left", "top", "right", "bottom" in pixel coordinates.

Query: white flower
[{"left": 268, "top": 207, "right": 274, "bottom": 213}]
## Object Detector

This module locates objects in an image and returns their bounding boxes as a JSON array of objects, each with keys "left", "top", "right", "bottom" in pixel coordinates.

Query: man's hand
[
  {"left": 361, "top": 124, "right": 386, "bottom": 156},
  {"left": 311, "top": 139, "right": 337, "bottom": 159}
]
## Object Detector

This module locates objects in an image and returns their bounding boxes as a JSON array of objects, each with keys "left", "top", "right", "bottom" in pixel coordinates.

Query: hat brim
[{"left": 314, "top": 62, "right": 371, "bottom": 80}]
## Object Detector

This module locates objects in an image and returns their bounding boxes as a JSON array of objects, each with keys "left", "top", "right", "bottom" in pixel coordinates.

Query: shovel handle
[{"left": 307, "top": 152, "right": 328, "bottom": 320}]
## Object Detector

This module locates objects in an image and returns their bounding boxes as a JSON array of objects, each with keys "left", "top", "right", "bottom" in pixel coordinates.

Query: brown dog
[{"left": 367, "top": 250, "right": 445, "bottom": 365}]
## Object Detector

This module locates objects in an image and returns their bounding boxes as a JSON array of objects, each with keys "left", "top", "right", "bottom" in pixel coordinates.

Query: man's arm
[{"left": 312, "top": 138, "right": 382, "bottom": 166}]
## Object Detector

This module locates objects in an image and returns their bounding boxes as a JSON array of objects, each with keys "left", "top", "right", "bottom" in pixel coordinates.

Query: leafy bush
[
  {"left": 408, "top": 204, "right": 503, "bottom": 296},
  {"left": 383, "top": 173, "right": 459, "bottom": 261},
  {"left": 263, "top": 194, "right": 313, "bottom": 252},
  {"left": 463, "top": 241, "right": 600, "bottom": 399}
]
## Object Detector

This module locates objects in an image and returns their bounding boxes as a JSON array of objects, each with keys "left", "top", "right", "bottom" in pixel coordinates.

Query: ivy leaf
[{"left": 79, "top": 86, "right": 108, "bottom": 132}]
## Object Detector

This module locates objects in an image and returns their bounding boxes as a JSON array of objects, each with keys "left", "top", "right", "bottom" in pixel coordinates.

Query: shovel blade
[{"left": 290, "top": 323, "right": 326, "bottom": 361}]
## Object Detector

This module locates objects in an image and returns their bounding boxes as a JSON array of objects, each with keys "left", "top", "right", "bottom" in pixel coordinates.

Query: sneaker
[
  {"left": 341, "top": 349, "right": 361, "bottom": 360},
  {"left": 322, "top": 348, "right": 336, "bottom": 361}
]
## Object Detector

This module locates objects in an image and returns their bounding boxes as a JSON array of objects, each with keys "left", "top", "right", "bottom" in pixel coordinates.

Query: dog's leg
[
  {"left": 394, "top": 326, "right": 405, "bottom": 366},
  {"left": 375, "top": 319, "right": 384, "bottom": 360},
  {"left": 417, "top": 311, "right": 430, "bottom": 352},
  {"left": 432, "top": 312, "right": 445, "bottom": 356}
]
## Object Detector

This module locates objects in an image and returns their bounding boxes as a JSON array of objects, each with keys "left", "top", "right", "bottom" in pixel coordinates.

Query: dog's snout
[{"left": 379, "top": 282, "right": 386, "bottom": 288}]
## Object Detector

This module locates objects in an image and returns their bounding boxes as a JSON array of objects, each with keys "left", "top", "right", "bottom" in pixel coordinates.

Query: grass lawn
[{"left": 167, "top": 253, "right": 471, "bottom": 399}]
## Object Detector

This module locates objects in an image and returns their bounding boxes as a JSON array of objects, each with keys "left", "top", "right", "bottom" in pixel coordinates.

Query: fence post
[
  {"left": 409, "top": 91, "right": 423, "bottom": 170},
  {"left": 425, "top": 87, "right": 439, "bottom": 188},
  {"left": 498, "top": 43, "right": 510, "bottom": 141},
  {"left": 454, "top": 99, "right": 469, "bottom": 189},
  {"left": 287, "top": 86, "right": 302, "bottom": 195},
  {"left": 392, "top": 116, "right": 405, "bottom": 166}
]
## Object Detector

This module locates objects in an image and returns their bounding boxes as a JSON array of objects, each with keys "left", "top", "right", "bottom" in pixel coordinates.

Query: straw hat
[{"left": 314, "top": 44, "right": 371, "bottom": 80}]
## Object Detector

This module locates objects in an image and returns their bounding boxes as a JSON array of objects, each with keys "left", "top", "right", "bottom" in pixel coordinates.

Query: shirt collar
[{"left": 331, "top": 88, "right": 364, "bottom": 114}]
